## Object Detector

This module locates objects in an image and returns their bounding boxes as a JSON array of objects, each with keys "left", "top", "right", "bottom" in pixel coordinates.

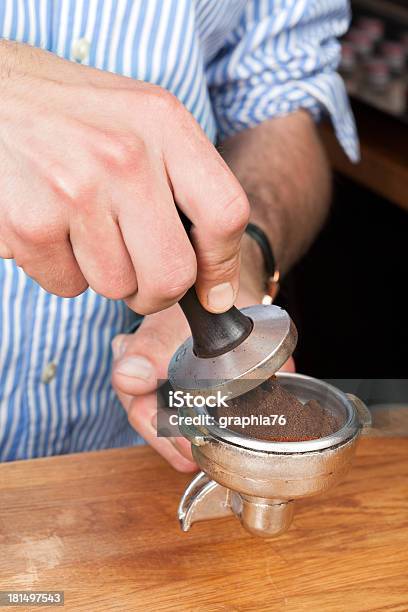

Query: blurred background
[{"left": 278, "top": 0, "right": 408, "bottom": 421}]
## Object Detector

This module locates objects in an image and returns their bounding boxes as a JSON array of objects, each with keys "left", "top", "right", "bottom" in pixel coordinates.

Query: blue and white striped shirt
[{"left": 0, "top": 0, "right": 358, "bottom": 461}]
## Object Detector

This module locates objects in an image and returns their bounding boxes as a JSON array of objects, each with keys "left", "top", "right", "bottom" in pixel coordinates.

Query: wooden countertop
[
  {"left": 319, "top": 102, "right": 408, "bottom": 211},
  {"left": 0, "top": 437, "right": 407, "bottom": 611}
]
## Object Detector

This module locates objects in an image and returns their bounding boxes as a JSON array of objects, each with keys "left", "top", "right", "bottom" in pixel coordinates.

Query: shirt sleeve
[{"left": 206, "top": 0, "right": 359, "bottom": 162}]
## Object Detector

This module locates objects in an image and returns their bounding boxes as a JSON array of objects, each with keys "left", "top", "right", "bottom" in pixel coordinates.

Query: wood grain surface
[
  {"left": 319, "top": 104, "right": 408, "bottom": 211},
  {"left": 0, "top": 435, "right": 407, "bottom": 612}
]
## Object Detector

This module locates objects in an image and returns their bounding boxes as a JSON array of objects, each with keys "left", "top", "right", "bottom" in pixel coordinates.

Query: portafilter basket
[{"left": 178, "top": 373, "right": 372, "bottom": 538}]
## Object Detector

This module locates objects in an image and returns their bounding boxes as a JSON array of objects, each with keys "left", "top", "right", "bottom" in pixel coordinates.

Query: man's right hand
[{"left": 0, "top": 41, "right": 249, "bottom": 314}]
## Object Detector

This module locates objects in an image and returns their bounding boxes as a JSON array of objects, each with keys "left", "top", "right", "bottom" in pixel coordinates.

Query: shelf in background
[{"left": 320, "top": 101, "right": 408, "bottom": 210}]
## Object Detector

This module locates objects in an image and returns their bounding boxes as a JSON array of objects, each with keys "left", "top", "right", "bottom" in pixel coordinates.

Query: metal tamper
[
  {"left": 168, "top": 211, "right": 298, "bottom": 402},
  {"left": 169, "top": 210, "right": 297, "bottom": 399},
  {"left": 169, "top": 289, "right": 297, "bottom": 401}
]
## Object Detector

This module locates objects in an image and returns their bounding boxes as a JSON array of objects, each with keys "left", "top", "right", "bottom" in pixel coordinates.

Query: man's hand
[
  {"left": 111, "top": 235, "right": 295, "bottom": 472},
  {"left": 0, "top": 41, "right": 249, "bottom": 314},
  {"left": 112, "top": 303, "right": 196, "bottom": 472}
]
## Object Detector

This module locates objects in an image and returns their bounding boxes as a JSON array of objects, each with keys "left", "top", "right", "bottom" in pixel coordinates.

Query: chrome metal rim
[{"left": 179, "top": 373, "right": 361, "bottom": 454}]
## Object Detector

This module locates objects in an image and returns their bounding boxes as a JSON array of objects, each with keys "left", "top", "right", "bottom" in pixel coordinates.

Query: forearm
[{"left": 221, "top": 110, "right": 331, "bottom": 278}]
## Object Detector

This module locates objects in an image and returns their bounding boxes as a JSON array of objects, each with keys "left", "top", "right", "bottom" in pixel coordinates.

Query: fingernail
[
  {"left": 111, "top": 336, "right": 127, "bottom": 360},
  {"left": 207, "top": 282, "right": 235, "bottom": 312},
  {"left": 115, "top": 356, "right": 154, "bottom": 380}
]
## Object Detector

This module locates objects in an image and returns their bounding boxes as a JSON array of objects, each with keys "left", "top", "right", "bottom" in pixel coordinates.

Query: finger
[
  {"left": 279, "top": 357, "right": 296, "bottom": 373},
  {"left": 111, "top": 304, "right": 190, "bottom": 397},
  {"left": 163, "top": 114, "right": 250, "bottom": 313},
  {"left": 69, "top": 203, "right": 137, "bottom": 300},
  {"left": 151, "top": 410, "right": 194, "bottom": 462},
  {"left": 116, "top": 390, "right": 194, "bottom": 463},
  {"left": 117, "top": 165, "right": 197, "bottom": 315},
  {"left": 126, "top": 392, "right": 197, "bottom": 472},
  {"left": 10, "top": 232, "right": 88, "bottom": 297}
]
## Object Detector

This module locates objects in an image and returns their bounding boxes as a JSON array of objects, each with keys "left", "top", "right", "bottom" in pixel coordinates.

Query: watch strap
[{"left": 245, "top": 222, "right": 280, "bottom": 304}]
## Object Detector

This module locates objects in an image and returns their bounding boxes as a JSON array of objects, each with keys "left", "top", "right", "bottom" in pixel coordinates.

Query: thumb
[{"left": 111, "top": 307, "right": 189, "bottom": 397}]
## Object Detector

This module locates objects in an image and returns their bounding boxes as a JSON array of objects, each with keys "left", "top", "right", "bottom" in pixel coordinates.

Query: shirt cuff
[{"left": 212, "top": 71, "right": 360, "bottom": 163}]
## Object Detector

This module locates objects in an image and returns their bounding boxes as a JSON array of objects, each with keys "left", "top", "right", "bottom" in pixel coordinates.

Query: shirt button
[
  {"left": 42, "top": 362, "right": 57, "bottom": 384},
  {"left": 72, "top": 38, "right": 90, "bottom": 62}
]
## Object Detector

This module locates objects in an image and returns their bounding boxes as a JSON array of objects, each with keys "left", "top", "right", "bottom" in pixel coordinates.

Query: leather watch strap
[{"left": 245, "top": 222, "right": 280, "bottom": 304}]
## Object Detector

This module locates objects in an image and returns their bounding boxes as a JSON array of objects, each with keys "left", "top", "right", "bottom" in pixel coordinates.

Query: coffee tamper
[
  {"left": 169, "top": 211, "right": 297, "bottom": 401},
  {"left": 170, "top": 285, "right": 297, "bottom": 399}
]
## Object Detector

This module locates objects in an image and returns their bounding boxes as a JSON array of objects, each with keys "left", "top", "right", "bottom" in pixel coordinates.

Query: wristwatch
[{"left": 245, "top": 222, "right": 280, "bottom": 305}]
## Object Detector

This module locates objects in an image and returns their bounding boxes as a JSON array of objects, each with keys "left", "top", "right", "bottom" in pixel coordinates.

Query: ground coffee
[{"left": 211, "top": 377, "right": 343, "bottom": 442}]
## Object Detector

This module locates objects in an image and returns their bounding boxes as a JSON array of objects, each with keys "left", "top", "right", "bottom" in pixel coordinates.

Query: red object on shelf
[
  {"left": 365, "top": 57, "right": 391, "bottom": 89},
  {"left": 357, "top": 16, "right": 385, "bottom": 43},
  {"left": 381, "top": 40, "right": 406, "bottom": 74},
  {"left": 346, "top": 28, "right": 375, "bottom": 57}
]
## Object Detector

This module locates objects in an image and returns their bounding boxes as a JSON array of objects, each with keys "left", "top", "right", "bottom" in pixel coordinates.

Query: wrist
[{"left": 237, "top": 233, "right": 265, "bottom": 306}]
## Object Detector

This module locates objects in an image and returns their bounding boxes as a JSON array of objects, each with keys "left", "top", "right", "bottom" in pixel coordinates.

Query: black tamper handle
[{"left": 178, "top": 211, "right": 253, "bottom": 359}]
